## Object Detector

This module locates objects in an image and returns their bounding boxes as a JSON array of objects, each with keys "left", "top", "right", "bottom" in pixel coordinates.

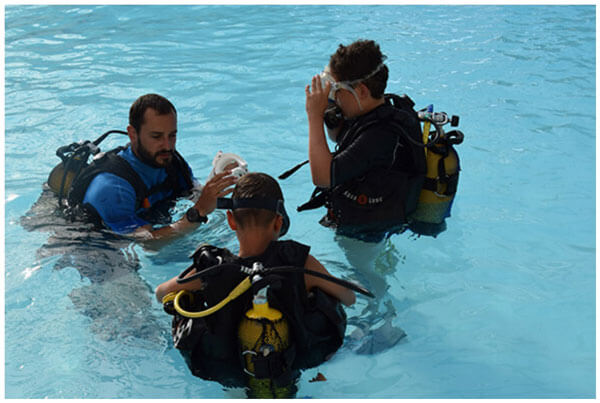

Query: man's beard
[{"left": 136, "top": 138, "right": 173, "bottom": 168}]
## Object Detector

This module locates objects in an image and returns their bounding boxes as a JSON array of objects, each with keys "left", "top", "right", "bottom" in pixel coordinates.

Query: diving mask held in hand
[{"left": 206, "top": 151, "right": 249, "bottom": 181}]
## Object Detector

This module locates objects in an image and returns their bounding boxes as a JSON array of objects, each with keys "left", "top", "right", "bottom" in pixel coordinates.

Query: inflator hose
[
  {"left": 172, "top": 276, "right": 252, "bottom": 318},
  {"left": 168, "top": 262, "right": 375, "bottom": 319}
]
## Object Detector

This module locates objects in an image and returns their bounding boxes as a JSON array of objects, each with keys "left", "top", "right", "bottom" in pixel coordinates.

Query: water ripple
[{"left": 5, "top": 4, "right": 595, "bottom": 399}]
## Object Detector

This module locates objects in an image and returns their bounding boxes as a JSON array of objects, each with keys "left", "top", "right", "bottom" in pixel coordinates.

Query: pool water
[{"left": 4, "top": 5, "right": 595, "bottom": 399}]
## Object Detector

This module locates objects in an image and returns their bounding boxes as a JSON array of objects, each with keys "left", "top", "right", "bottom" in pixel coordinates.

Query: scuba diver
[
  {"left": 281, "top": 39, "right": 463, "bottom": 354},
  {"left": 297, "top": 39, "right": 463, "bottom": 241},
  {"left": 26, "top": 93, "right": 241, "bottom": 344},
  {"left": 46, "top": 93, "right": 237, "bottom": 248},
  {"left": 156, "top": 173, "right": 371, "bottom": 398}
]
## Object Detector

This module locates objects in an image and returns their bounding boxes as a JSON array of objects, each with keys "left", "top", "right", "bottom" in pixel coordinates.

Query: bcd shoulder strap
[{"left": 67, "top": 147, "right": 148, "bottom": 210}]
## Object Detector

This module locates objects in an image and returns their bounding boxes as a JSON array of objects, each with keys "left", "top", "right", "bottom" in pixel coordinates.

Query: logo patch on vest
[{"left": 342, "top": 191, "right": 383, "bottom": 205}]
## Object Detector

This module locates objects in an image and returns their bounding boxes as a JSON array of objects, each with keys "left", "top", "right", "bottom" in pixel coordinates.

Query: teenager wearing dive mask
[{"left": 304, "top": 39, "right": 426, "bottom": 243}]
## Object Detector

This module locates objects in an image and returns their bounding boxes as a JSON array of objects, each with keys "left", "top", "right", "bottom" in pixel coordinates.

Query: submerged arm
[{"left": 303, "top": 254, "right": 356, "bottom": 306}]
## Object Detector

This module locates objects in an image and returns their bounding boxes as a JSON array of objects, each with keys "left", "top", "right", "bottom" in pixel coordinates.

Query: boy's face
[
  {"left": 334, "top": 85, "right": 362, "bottom": 118},
  {"left": 331, "top": 73, "right": 364, "bottom": 118}
]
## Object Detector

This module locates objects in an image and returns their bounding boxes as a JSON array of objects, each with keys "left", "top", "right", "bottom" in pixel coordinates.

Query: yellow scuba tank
[
  {"left": 411, "top": 142, "right": 460, "bottom": 225},
  {"left": 410, "top": 107, "right": 463, "bottom": 236},
  {"left": 238, "top": 283, "right": 293, "bottom": 398}
]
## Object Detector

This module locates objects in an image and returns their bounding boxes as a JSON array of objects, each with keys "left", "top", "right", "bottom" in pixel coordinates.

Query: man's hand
[
  {"left": 194, "top": 170, "right": 237, "bottom": 215},
  {"left": 306, "top": 74, "right": 330, "bottom": 123}
]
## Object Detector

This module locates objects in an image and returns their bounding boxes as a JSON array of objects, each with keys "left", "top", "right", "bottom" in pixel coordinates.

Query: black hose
[
  {"left": 93, "top": 130, "right": 128, "bottom": 146},
  {"left": 175, "top": 261, "right": 374, "bottom": 298},
  {"left": 269, "top": 266, "right": 375, "bottom": 298},
  {"left": 278, "top": 160, "right": 309, "bottom": 180},
  {"left": 53, "top": 129, "right": 128, "bottom": 206}
]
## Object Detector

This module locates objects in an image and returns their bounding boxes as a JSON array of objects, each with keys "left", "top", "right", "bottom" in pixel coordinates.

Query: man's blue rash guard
[{"left": 82, "top": 147, "right": 194, "bottom": 234}]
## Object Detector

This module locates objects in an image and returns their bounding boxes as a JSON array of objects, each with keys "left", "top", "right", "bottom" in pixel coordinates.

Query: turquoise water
[{"left": 4, "top": 5, "right": 595, "bottom": 399}]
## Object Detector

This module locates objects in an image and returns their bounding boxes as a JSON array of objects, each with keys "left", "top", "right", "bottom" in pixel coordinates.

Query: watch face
[
  {"left": 186, "top": 207, "right": 199, "bottom": 222},
  {"left": 187, "top": 207, "right": 207, "bottom": 223}
]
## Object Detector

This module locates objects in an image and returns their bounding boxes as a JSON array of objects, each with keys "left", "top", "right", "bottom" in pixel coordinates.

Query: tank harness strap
[
  {"left": 105, "top": 153, "right": 149, "bottom": 210},
  {"left": 66, "top": 147, "right": 148, "bottom": 210},
  {"left": 246, "top": 343, "right": 297, "bottom": 381},
  {"left": 420, "top": 145, "right": 458, "bottom": 197}
]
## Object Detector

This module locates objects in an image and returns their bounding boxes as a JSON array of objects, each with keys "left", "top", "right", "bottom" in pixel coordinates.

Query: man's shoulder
[
  {"left": 88, "top": 170, "right": 133, "bottom": 187},
  {"left": 84, "top": 172, "right": 137, "bottom": 201}
]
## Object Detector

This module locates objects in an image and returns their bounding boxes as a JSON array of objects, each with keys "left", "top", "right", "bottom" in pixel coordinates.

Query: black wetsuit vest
[
  {"left": 168, "top": 240, "right": 347, "bottom": 388},
  {"left": 67, "top": 146, "right": 194, "bottom": 226},
  {"left": 300, "top": 94, "right": 427, "bottom": 240}
]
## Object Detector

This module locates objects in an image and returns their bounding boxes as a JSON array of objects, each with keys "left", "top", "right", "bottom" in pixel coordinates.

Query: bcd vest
[
  {"left": 166, "top": 240, "right": 347, "bottom": 388},
  {"left": 66, "top": 146, "right": 194, "bottom": 226},
  {"left": 299, "top": 94, "right": 427, "bottom": 234}
]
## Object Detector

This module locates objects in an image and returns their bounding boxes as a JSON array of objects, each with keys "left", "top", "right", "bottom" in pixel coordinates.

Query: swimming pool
[{"left": 4, "top": 4, "right": 595, "bottom": 398}]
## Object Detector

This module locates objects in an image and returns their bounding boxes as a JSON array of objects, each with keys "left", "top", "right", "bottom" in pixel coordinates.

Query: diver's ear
[
  {"left": 355, "top": 82, "right": 371, "bottom": 100},
  {"left": 273, "top": 215, "right": 283, "bottom": 237},
  {"left": 226, "top": 210, "right": 237, "bottom": 230},
  {"left": 127, "top": 125, "right": 138, "bottom": 144}
]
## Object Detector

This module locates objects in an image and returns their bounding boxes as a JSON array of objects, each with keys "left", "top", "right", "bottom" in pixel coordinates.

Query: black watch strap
[{"left": 186, "top": 207, "right": 208, "bottom": 223}]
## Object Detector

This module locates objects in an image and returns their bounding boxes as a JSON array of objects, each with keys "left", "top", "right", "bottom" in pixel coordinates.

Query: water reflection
[
  {"left": 331, "top": 235, "right": 408, "bottom": 355},
  {"left": 21, "top": 187, "right": 167, "bottom": 345}
]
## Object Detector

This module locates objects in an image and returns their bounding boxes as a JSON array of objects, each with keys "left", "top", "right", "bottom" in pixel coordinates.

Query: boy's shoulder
[
  {"left": 275, "top": 239, "right": 310, "bottom": 253},
  {"left": 259, "top": 239, "right": 311, "bottom": 269}
]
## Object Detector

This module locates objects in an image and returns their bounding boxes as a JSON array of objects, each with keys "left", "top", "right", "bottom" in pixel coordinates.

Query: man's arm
[{"left": 131, "top": 171, "right": 237, "bottom": 249}]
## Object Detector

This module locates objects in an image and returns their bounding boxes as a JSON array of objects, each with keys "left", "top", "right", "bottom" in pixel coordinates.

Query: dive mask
[
  {"left": 320, "top": 66, "right": 355, "bottom": 101},
  {"left": 216, "top": 197, "right": 290, "bottom": 237},
  {"left": 319, "top": 61, "right": 387, "bottom": 111},
  {"left": 206, "top": 151, "right": 249, "bottom": 182}
]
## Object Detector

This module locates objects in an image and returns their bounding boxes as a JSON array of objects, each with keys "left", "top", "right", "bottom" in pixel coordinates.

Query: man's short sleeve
[{"left": 82, "top": 173, "right": 149, "bottom": 234}]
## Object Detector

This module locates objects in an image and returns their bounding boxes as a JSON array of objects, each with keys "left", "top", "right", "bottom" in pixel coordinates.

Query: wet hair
[
  {"left": 232, "top": 173, "right": 284, "bottom": 229},
  {"left": 129, "top": 93, "right": 177, "bottom": 133},
  {"left": 329, "top": 39, "right": 389, "bottom": 99}
]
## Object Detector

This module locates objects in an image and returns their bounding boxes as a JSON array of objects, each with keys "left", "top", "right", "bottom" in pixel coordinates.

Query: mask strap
[
  {"left": 216, "top": 197, "right": 290, "bottom": 237},
  {"left": 342, "top": 61, "right": 387, "bottom": 111},
  {"left": 349, "top": 87, "right": 363, "bottom": 111}
]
